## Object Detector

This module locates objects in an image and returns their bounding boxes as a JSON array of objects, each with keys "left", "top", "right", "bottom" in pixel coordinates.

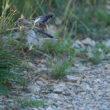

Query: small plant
[
  {"left": 50, "top": 56, "right": 74, "bottom": 79},
  {"left": 17, "top": 98, "right": 45, "bottom": 108},
  {"left": 43, "top": 38, "right": 75, "bottom": 56},
  {"left": 0, "top": 12, "right": 26, "bottom": 95},
  {"left": 87, "top": 50, "right": 102, "bottom": 64},
  {"left": 95, "top": 43, "right": 110, "bottom": 54}
]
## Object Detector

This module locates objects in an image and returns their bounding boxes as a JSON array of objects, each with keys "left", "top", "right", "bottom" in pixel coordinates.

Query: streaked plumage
[
  {"left": 34, "top": 13, "right": 54, "bottom": 30},
  {"left": 16, "top": 14, "right": 55, "bottom": 50},
  {"left": 17, "top": 18, "right": 34, "bottom": 28}
]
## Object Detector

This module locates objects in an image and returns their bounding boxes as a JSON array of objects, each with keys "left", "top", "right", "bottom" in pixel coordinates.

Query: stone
[
  {"left": 46, "top": 106, "right": 54, "bottom": 110},
  {"left": 27, "top": 84, "right": 40, "bottom": 93},
  {"left": 82, "top": 38, "right": 96, "bottom": 47},
  {"left": 104, "top": 39, "right": 110, "bottom": 48},
  {"left": 87, "top": 52, "right": 94, "bottom": 58},
  {"left": 53, "top": 83, "right": 66, "bottom": 93},
  {"left": 73, "top": 40, "right": 86, "bottom": 50},
  {"left": 31, "top": 108, "right": 39, "bottom": 110},
  {"left": 45, "top": 93, "right": 60, "bottom": 99},
  {"left": 105, "top": 64, "right": 110, "bottom": 70},
  {"left": 66, "top": 75, "right": 80, "bottom": 82},
  {"left": 55, "top": 17, "right": 62, "bottom": 25},
  {"left": 82, "top": 83, "right": 92, "bottom": 91}
]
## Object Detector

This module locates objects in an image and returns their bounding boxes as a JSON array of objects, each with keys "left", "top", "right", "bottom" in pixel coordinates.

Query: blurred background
[{"left": 0, "top": 0, "right": 110, "bottom": 40}]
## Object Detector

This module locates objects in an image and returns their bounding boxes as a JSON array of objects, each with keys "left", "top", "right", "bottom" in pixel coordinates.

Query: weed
[
  {"left": 49, "top": 56, "right": 74, "bottom": 79},
  {"left": 0, "top": 13, "right": 27, "bottom": 95},
  {"left": 17, "top": 97, "right": 45, "bottom": 108},
  {"left": 43, "top": 38, "right": 75, "bottom": 56}
]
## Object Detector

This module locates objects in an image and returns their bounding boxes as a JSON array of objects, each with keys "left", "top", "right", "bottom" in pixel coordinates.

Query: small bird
[
  {"left": 16, "top": 17, "right": 54, "bottom": 38},
  {"left": 34, "top": 13, "right": 54, "bottom": 30},
  {"left": 16, "top": 14, "right": 55, "bottom": 50}
]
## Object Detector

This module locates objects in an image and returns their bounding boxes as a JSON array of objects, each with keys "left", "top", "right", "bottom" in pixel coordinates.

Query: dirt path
[{"left": 0, "top": 62, "right": 110, "bottom": 110}]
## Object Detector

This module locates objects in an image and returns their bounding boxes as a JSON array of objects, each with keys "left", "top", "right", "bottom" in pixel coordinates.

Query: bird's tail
[{"left": 40, "top": 13, "right": 54, "bottom": 23}]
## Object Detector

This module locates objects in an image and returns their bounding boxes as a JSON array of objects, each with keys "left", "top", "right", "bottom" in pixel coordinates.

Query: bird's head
[{"left": 15, "top": 18, "right": 25, "bottom": 26}]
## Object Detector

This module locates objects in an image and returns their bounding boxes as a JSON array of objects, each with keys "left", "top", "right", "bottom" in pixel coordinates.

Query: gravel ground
[{"left": 0, "top": 62, "right": 110, "bottom": 110}]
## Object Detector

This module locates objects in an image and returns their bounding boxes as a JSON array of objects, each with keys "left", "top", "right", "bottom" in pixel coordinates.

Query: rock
[
  {"left": 37, "top": 67, "right": 52, "bottom": 72},
  {"left": 81, "top": 83, "right": 92, "bottom": 91},
  {"left": 73, "top": 40, "right": 86, "bottom": 50},
  {"left": 98, "top": 104, "right": 109, "bottom": 110},
  {"left": 53, "top": 83, "right": 66, "bottom": 93},
  {"left": 104, "top": 39, "right": 110, "bottom": 48},
  {"left": 36, "top": 64, "right": 52, "bottom": 72},
  {"left": 98, "top": 48, "right": 103, "bottom": 52},
  {"left": 23, "top": 93, "right": 32, "bottom": 97},
  {"left": 0, "top": 98, "right": 3, "bottom": 103},
  {"left": 105, "top": 64, "right": 110, "bottom": 70},
  {"left": 94, "top": 79, "right": 101, "bottom": 83},
  {"left": 55, "top": 17, "right": 62, "bottom": 25},
  {"left": 87, "top": 52, "right": 94, "bottom": 58},
  {"left": 31, "top": 108, "right": 39, "bottom": 110},
  {"left": 82, "top": 38, "right": 96, "bottom": 47},
  {"left": 7, "top": 99, "right": 14, "bottom": 103},
  {"left": 99, "top": 53, "right": 105, "bottom": 60},
  {"left": 106, "top": 53, "right": 110, "bottom": 57},
  {"left": 45, "top": 93, "right": 60, "bottom": 99},
  {"left": 36, "top": 80, "right": 46, "bottom": 86},
  {"left": 56, "top": 101, "right": 64, "bottom": 105},
  {"left": 66, "top": 75, "right": 80, "bottom": 82},
  {"left": 27, "top": 84, "right": 40, "bottom": 93},
  {"left": 66, "top": 64, "right": 87, "bottom": 73},
  {"left": 38, "top": 107, "right": 46, "bottom": 110},
  {"left": 46, "top": 106, "right": 54, "bottom": 110},
  {"left": 66, "top": 67, "right": 76, "bottom": 73}
]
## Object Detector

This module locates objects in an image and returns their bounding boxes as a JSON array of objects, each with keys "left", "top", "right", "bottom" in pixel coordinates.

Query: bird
[
  {"left": 16, "top": 14, "right": 56, "bottom": 50},
  {"left": 34, "top": 13, "right": 54, "bottom": 30}
]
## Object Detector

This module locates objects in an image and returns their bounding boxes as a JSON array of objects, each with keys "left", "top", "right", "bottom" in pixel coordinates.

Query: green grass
[
  {"left": 17, "top": 98, "right": 45, "bottom": 108},
  {"left": 0, "top": 36, "right": 27, "bottom": 95},
  {"left": 0, "top": 12, "right": 27, "bottom": 95},
  {"left": 0, "top": 85, "right": 11, "bottom": 95},
  {"left": 49, "top": 56, "right": 74, "bottom": 79},
  {"left": 42, "top": 37, "right": 76, "bottom": 78},
  {"left": 43, "top": 38, "right": 75, "bottom": 56}
]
